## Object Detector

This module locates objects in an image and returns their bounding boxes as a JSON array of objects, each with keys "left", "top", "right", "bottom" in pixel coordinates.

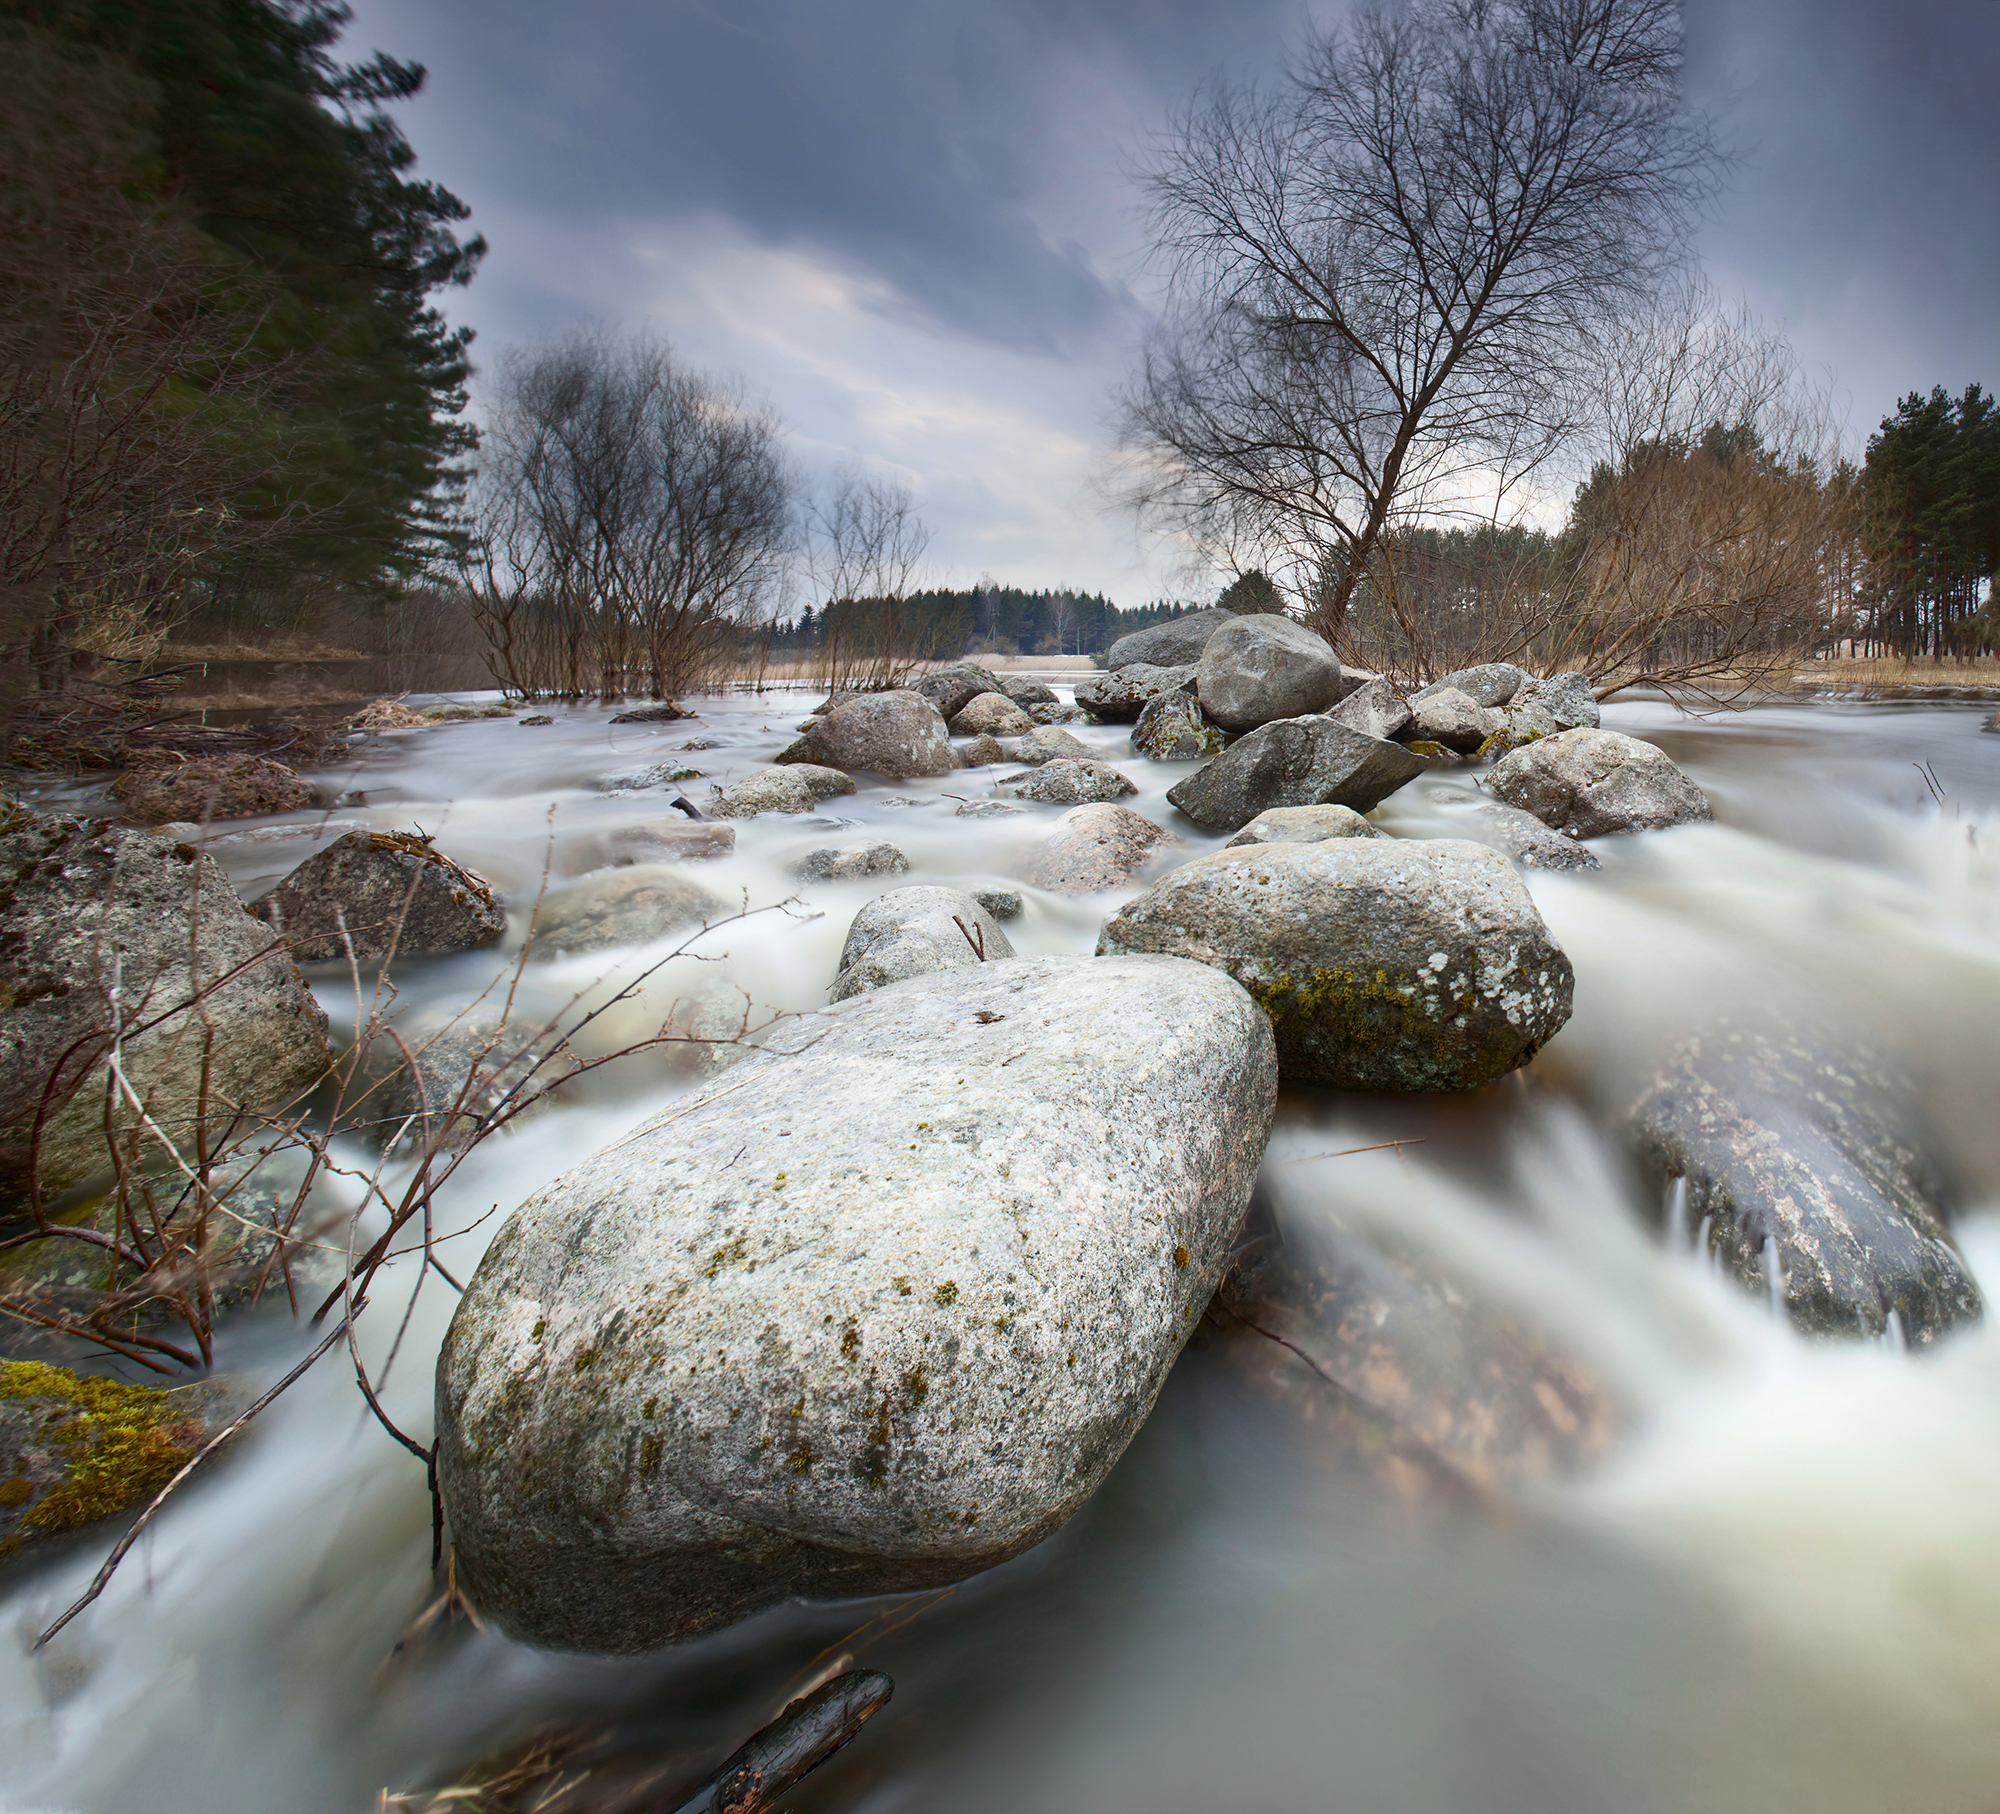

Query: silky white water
[{"left": 5, "top": 690, "right": 1999, "bottom": 1813}]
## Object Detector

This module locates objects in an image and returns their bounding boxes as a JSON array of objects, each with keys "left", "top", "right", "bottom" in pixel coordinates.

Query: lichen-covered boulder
[
  {"left": 1195, "top": 616, "right": 1342, "bottom": 733},
  {"left": 1475, "top": 702, "right": 1565, "bottom": 761},
  {"left": 950, "top": 692, "right": 1035, "bottom": 737},
  {"left": 710, "top": 765, "right": 857, "bottom": 818},
  {"left": 1326, "top": 676, "right": 1411, "bottom": 741},
  {"left": 1412, "top": 663, "right": 1531, "bottom": 709},
  {"left": 1165, "top": 716, "right": 1426, "bottom": 833},
  {"left": 830, "top": 885, "right": 1015, "bottom": 1001},
  {"left": 1130, "top": 685, "right": 1224, "bottom": 761},
  {"left": 1222, "top": 804, "right": 1383, "bottom": 848},
  {"left": 111, "top": 756, "right": 311, "bottom": 825},
  {"left": 797, "top": 842, "right": 910, "bottom": 881},
  {"left": 1098, "top": 838, "right": 1573, "bottom": 1090},
  {"left": 1073, "top": 664, "right": 1198, "bottom": 724},
  {"left": 434, "top": 954, "right": 1278, "bottom": 1651},
  {"left": 1628, "top": 1030, "right": 1982, "bottom": 1343},
  {"left": 1486, "top": 728, "right": 1712, "bottom": 838},
  {"left": 777, "top": 690, "right": 956, "bottom": 779},
  {"left": 0, "top": 1360, "right": 233, "bottom": 1563},
  {"left": 998, "top": 759, "right": 1137, "bottom": 806},
  {"left": 1105, "top": 608, "right": 1238, "bottom": 671},
  {"left": 1513, "top": 671, "right": 1599, "bottom": 730},
  {"left": 1025, "top": 701, "right": 1089, "bottom": 726},
  {"left": 910, "top": 663, "right": 1008, "bottom": 723},
  {"left": 530, "top": 865, "right": 723, "bottom": 957},
  {"left": 1406, "top": 687, "right": 1502, "bottom": 753},
  {"left": 1006, "top": 725, "right": 1096, "bottom": 766},
  {"left": 1028, "top": 804, "right": 1174, "bottom": 893},
  {"left": 253, "top": 830, "right": 506, "bottom": 962},
  {"left": 0, "top": 810, "right": 332, "bottom": 1198}
]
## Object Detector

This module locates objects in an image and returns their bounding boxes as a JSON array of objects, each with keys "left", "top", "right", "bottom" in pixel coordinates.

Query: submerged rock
[
  {"left": 1222, "top": 804, "right": 1383, "bottom": 847},
  {"left": 1165, "top": 716, "right": 1427, "bottom": 833},
  {"left": 1448, "top": 798, "right": 1599, "bottom": 872},
  {"left": 1628, "top": 1030, "right": 1982, "bottom": 1343},
  {"left": 253, "top": 830, "right": 506, "bottom": 962},
  {"left": 0, "top": 811, "right": 333, "bottom": 1197},
  {"left": 111, "top": 756, "right": 311, "bottom": 826},
  {"left": 1487, "top": 728, "right": 1711, "bottom": 838},
  {"left": 798, "top": 842, "right": 910, "bottom": 881},
  {"left": 1195, "top": 616, "right": 1343, "bottom": 733},
  {"left": 950, "top": 693, "right": 1034, "bottom": 737},
  {"left": 355, "top": 1006, "right": 576, "bottom": 1152},
  {"left": 597, "top": 762, "right": 705, "bottom": 796},
  {"left": 777, "top": 691, "right": 956, "bottom": 779},
  {"left": 830, "top": 885, "right": 1015, "bottom": 1001},
  {"left": 608, "top": 702, "right": 693, "bottom": 724},
  {"left": 1105, "top": 608, "right": 1237, "bottom": 671},
  {"left": 562, "top": 822, "right": 736, "bottom": 870},
  {"left": 1326, "top": 676, "right": 1411, "bottom": 742},
  {"left": 998, "top": 759, "right": 1137, "bottom": 806},
  {"left": 1099, "top": 838, "right": 1573, "bottom": 1090},
  {"left": 1130, "top": 685, "right": 1224, "bottom": 761},
  {"left": 531, "top": 865, "right": 723, "bottom": 957},
  {"left": 1028, "top": 804, "right": 1174, "bottom": 893},
  {"left": 1073, "top": 663, "right": 1198, "bottom": 724},
  {"left": 710, "top": 765, "right": 857, "bottom": 818},
  {"left": 435, "top": 954, "right": 1278, "bottom": 1652}
]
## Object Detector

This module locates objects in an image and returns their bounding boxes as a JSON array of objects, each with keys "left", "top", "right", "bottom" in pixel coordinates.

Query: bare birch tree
[
  {"left": 1120, "top": 0, "right": 1719, "bottom": 639},
  {"left": 804, "top": 467, "right": 934, "bottom": 690}
]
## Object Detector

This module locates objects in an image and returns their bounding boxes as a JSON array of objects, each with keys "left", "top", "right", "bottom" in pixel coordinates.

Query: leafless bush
[{"left": 802, "top": 468, "right": 938, "bottom": 693}]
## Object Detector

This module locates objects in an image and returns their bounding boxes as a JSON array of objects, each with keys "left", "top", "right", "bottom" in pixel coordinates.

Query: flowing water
[{"left": 6, "top": 690, "right": 2000, "bottom": 1813}]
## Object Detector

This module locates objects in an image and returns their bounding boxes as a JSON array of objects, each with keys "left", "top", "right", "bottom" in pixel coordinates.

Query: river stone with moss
[
  {"left": 252, "top": 829, "right": 505, "bottom": 962},
  {"left": 1, "top": 1360, "right": 231, "bottom": 1562},
  {"left": 435, "top": 953, "right": 1278, "bottom": 1652},
  {"left": 1097, "top": 839, "right": 1573, "bottom": 1090}
]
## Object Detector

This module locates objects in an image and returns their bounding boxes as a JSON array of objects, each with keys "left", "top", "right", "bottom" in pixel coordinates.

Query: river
[{"left": 5, "top": 688, "right": 1999, "bottom": 1813}]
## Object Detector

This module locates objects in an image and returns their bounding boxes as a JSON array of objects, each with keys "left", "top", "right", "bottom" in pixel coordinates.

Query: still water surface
[{"left": 5, "top": 690, "right": 2000, "bottom": 1813}]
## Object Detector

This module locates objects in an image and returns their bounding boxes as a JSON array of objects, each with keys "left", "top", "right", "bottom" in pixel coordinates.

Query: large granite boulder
[
  {"left": 1513, "top": 671, "right": 1600, "bottom": 730},
  {"left": 1195, "top": 616, "right": 1342, "bottom": 733},
  {"left": 111, "top": 756, "right": 311, "bottom": 826},
  {"left": 1412, "top": 663, "right": 1531, "bottom": 709},
  {"left": 1487, "top": 728, "right": 1711, "bottom": 838},
  {"left": 1098, "top": 838, "right": 1573, "bottom": 1090},
  {"left": 1326, "top": 676, "right": 1411, "bottom": 742},
  {"left": 1073, "top": 664, "right": 1197, "bottom": 724},
  {"left": 777, "top": 691, "right": 956, "bottom": 779},
  {"left": 1628, "top": 1030, "right": 1982, "bottom": 1343},
  {"left": 1406, "top": 686, "right": 1502, "bottom": 753},
  {"left": 0, "top": 810, "right": 333, "bottom": 1199},
  {"left": 252, "top": 831, "right": 504, "bottom": 964},
  {"left": 950, "top": 693, "right": 1035, "bottom": 737},
  {"left": 710, "top": 766, "right": 856, "bottom": 818},
  {"left": 1105, "top": 608, "right": 1237, "bottom": 671},
  {"left": 530, "top": 866, "right": 723, "bottom": 957},
  {"left": 1027, "top": 804, "right": 1174, "bottom": 893},
  {"left": 910, "top": 664, "right": 1008, "bottom": 723},
  {"left": 1222, "top": 804, "right": 1383, "bottom": 848},
  {"left": 435, "top": 954, "right": 1278, "bottom": 1651},
  {"left": 998, "top": 759, "right": 1137, "bottom": 806},
  {"left": 1130, "top": 685, "right": 1225, "bottom": 761},
  {"left": 830, "top": 885, "right": 1015, "bottom": 1001},
  {"left": 1165, "top": 716, "right": 1427, "bottom": 833}
]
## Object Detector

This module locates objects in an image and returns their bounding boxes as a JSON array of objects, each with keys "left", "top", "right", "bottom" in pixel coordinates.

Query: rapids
[{"left": 5, "top": 687, "right": 2000, "bottom": 1813}]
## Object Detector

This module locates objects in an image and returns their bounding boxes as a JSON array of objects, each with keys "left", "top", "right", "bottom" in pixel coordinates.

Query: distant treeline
[{"left": 765, "top": 588, "right": 1199, "bottom": 660}]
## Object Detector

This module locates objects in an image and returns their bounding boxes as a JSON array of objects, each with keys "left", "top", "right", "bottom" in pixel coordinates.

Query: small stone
[
  {"left": 608, "top": 702, "right": 693, "bottom": 723},
  {"left": 521, "top": 715, "right": 554, "bottom": 726},
  {"left": 797, "top": 842, "right": 911, "bottom": 881},
  {"left": 830, "top": 885, "right": 1015, "bottom": 1000},
  {"left": 564, "top": 822, "right": 736, "bottom": 870},
  {"left": 955, "top": 799, "right": 1025, "bottom": 818},
  {"left": 1026, "top": 701, "right": 1089, "bottom": 725},
  {"left": 999, "top": 759, "right": 1138, "bottom": 805},
  {"left": 1029, "top": 804, "right": 1173, "bottom": 893},
  {"left": 597, "top": 763, "right": 705, "bottom": 795},
  {"left": 711, "top": 766, "right": 858, "bottom": 818},
  {"left": 1007, "top": 725, "right": 1096, "bottom": 765},
  {"left": 972, "top": 888, "right": 1024, "bottom": 920},
  {"left": 1223, "top": 805, "right": 1383, "bottom": 847},
  {"left": 961, "top": 734, "right": 1008, "bottom": 766}
]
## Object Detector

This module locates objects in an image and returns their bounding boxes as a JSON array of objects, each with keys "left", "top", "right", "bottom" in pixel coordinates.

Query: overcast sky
[{"left": 347, "top": 0, "right": 2000, "bottom": 606}]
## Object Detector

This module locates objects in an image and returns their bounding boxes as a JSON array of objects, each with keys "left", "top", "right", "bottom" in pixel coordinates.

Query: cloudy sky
[{"left": 347, "top": 0, "right": 1999, "bottom": 606}]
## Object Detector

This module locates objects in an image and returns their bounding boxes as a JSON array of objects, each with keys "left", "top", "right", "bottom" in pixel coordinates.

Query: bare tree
[
  {"left": 804, "top": 467, "right": 935, "bottom": 690},
  {"left": 1120, "top": 0, "right": 1719, "bottom": 640},
  {"left": 464, "top": 334, "right": 791, "bottom": 701}
]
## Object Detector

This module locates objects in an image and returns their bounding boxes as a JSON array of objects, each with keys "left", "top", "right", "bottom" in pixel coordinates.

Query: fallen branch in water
[{"left": 671, "top": 1670, "right": 894, "bottom": 1814}]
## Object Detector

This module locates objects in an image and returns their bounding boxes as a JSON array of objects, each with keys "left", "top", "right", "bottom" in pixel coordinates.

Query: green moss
[
  {"left": 788, "top": 1444, "right": 813, "bottom": 1475},
  {"left": 638, "top": 1435, "right": 661, "bottom": 1477},
  {"left": 1173, "top": 1244, "right": 1190, "bottom": 1270},
  {"left": 933, "top": 1280, "right": 958, "bottom": 1307},
  {"left": 0, "top": 1360, "right": 212, "bottom": 1538}
]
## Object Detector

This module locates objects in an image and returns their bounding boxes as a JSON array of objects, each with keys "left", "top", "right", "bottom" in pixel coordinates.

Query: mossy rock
[{"left": 0, "top": 1360, "right": 231, "bottom": 1562}]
